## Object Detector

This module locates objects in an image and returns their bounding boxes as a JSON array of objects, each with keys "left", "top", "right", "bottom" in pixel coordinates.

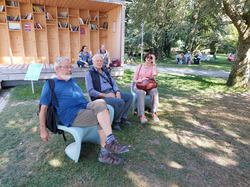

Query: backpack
[
  {"left": 38, "top": 79, "right": 66, "bottom": 141},
  {"left": 111, "top": 58, "right": 120, "bottom": 67}
]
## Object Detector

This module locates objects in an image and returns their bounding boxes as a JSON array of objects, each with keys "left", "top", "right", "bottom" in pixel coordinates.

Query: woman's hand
[{"left": 151, "top": 54, "right": 156, "bottom": 64}]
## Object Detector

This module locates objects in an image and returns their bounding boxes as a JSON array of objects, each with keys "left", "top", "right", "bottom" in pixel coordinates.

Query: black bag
[{"left": 38, "top": 79, "right": 66, "bottom": 141}]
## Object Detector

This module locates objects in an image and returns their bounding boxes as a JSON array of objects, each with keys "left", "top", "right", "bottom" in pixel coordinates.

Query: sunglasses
[{"left": 146, "top": 56, "right": 153, "bottom": 60}]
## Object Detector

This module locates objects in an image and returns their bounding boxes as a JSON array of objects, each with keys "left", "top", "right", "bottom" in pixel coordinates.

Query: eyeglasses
[{"left": 60, "top": 65, "right": 73, "bottom": 69}]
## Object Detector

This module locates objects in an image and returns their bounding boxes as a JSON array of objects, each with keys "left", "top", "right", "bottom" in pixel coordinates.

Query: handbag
[
  {"left": 136, "top": 78, "right": 158, "bottom": 91},
  {"left": 135, "top": 64, "right": 158, "bottom": 91}
]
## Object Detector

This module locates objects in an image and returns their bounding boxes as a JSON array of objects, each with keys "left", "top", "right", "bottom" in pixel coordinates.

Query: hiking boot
[
  {"left": 105, "top": 139, "right": 129, "bottom": 154},
  {"left": 152, "top": 113, "right": 160, "bottom": 122},
  {"left": 98, "top": 152, "right": 124, "bottom": 166},
  {"left": 140, "top": 116, "right": 148, "bottom": 124}
]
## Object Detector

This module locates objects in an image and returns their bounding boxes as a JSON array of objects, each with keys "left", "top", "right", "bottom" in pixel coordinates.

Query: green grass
[
  {"left": 0, "top": 70, "right": 249, "bottom": 186},
  {"left": 127, "top": 54, "right": 233, "bottom": 71}
]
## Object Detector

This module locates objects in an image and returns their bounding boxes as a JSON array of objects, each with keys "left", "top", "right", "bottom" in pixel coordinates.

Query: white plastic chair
[
  {"left": 57, "top": 99, "right": 114, "bottom": 163},
  {"left": 57, "top": 124, "right": 100, "bottom": 163},
  {"left": 131, "top": 82, "right": 151, "bottom": 114}
]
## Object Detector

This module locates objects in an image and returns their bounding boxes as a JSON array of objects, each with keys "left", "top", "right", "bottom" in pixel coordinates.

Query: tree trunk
[{"left": 226, "top": 36, "right": 250, "bottom": 88}]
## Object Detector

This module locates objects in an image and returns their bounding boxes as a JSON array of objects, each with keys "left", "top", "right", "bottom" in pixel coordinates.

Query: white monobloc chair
[
  {"left": 57, "top": 103, "right": 114, "bottom": 163},
  {"left": 131, "top": 82, "right": 151, "bottom": 114}
]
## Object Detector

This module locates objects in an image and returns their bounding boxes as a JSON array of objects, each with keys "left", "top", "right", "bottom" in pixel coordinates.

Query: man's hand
[
  {"left": 105, "top": 93, "right": 116, "bottom": 98},
  {"left": 41, "top": 129, "right": 50, "bottom": 142},
  {"left": 116, "top": 91, "right": 121, "bottom": 99}
]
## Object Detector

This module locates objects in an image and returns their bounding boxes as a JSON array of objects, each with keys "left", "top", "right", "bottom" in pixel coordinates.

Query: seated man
[
  {"left": 39, "top": 57, "right": 129, "bottom": 166},
  {"left": 85, "top": 54, "right": 133, "bottom": 131},
  {"left": 96, "top": 44, "right": 111, "bottom": 68}
]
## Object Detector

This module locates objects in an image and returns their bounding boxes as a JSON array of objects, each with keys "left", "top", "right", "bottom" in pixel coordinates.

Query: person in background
[
  {"left": 184, "top": 51, "right": 192, "bottom": 65},
  {"left": 132, "top": 52, "right": 160, "bottom": 124},
  {"left": 96, "top": 44, "right": 111, "bottom": 68},
  {"left": 177, "top": 53, "right": 184, "bottom": 64},
  {"left": 193, "top": 50, "right": 202, "bottom": 65},
  {"left": 86, "top": 54, "right": 133, "bottom": 131},
  {"left": 39, "top": 57, "right": 129, "bottom": 165},
  {"left": 77, "top": 45, "right": 93, "bottom": 68}
]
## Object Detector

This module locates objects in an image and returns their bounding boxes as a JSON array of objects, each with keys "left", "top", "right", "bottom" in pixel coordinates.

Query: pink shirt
[{"left": 133, "top": 64, "right": 156, "bottom": 81}]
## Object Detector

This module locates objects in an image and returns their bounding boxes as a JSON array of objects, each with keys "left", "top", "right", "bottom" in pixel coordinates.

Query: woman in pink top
[{"left": 132, "top": 52, "right": 160, "bottom": 124}]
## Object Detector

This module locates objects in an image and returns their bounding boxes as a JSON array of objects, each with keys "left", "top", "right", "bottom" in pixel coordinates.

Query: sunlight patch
[
  {"left": 167, "top": 161, "right": 183, "bottom": 169},
  {"left": 49, "top": 159, "right": 62, "bottom": 167},
  {"left": 205, "top": 153, "right": 238, "bottom": 166},
  {"left": 237, "top": 139, "right": 249, "bottom": 145},
  {"left": 150, "top": 125, "right": 170, "bottom": 134},
  {"left": 126, "top": 170, "right": 150, "bottom": 186},
  {"left": 8, "top": 120, "right": 17, "bottom": 125},
  {"left": 223, "top": 129, "right": 240, "bottom": 138},
  {"left": 32, "top": 126, "right": 37, "bottom": 132}
]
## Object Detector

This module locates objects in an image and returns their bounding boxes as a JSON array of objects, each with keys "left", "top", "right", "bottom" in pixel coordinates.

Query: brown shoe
[
  {"left": 98, "top": 152, "right": 124, "bottom": 165},
  {"left": 105, "top": 140, "right": 129, "bottom": 154}
]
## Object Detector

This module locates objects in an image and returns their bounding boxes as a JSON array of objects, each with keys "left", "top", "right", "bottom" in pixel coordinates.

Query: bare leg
[
  {"left": 98, "top": 129, "right": 106, "bottom": 147},
  {"left": 97, "top": 108, "right": 112, "bottom": 138}
]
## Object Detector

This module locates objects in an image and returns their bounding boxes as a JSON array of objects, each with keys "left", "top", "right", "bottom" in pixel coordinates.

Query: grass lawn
[
  {"left": 0, "top": 70, "right": 249, "bottom": 186},
  {"left": 127, "top": 54, "right": 234, "bottom": 71}
]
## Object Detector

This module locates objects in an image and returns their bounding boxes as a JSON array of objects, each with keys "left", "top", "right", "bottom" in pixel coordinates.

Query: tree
[
  {"left": 222, "top": 0, "right": 250, "bottom": 88},
  {"left": 125, "top": 0, "right": 190, "bottom": 60}
]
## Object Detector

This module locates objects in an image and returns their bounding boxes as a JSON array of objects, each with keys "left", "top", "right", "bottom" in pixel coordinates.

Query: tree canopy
[{"left": 125, "top": 0, "right": 249, "bottom": 88}]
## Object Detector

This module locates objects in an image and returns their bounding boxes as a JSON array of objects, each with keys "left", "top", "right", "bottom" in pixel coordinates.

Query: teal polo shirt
[{"left": 40, "top": 78, "right": 88, "bottom": 126}]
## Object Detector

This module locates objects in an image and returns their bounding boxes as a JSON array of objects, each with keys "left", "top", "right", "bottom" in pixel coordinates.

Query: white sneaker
[
  {"left": 152, "top": 114, "right": 160, "bottom": 122},
  {"left": 140, "top": 116, "right": 148, "bottom": 124}
]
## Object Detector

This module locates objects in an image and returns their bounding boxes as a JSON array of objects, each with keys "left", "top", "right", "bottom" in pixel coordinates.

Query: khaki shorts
[{"left": 71, "top": 99, "right": 107, "bottom": 130}]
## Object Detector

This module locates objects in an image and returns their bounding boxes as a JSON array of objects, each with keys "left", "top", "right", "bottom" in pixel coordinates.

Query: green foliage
[{"left": 125, "top": 0, "right": 242, "bottom": 57}]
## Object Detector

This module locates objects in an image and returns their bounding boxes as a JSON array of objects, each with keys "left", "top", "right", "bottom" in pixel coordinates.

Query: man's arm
[
  {"left": 39, "top": 105, "right": 50, "bottom": 142},
  {"left": 85, "top": 71, "right": 101, "bottom": 97}
]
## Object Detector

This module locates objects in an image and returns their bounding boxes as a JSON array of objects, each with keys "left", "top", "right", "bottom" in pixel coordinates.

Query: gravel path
[
  {"left": 0, "top": 90, "right": 10, "bottom": 113},
  {"left": 124, "top": 65, "right": 231, "bottom": 78}
]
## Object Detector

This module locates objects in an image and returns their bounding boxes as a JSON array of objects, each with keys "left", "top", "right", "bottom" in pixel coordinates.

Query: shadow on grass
[{"left": 1, "top": 70, "right": 249, "bottom": 186}]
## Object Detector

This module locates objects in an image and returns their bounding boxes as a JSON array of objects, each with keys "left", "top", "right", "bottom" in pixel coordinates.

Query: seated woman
[
  {"left": 177, "top": 53, "right": 184, "bottom": 64},
  {"left": 132, "top": 52, "right": 160, "bottom": 124},
  {"left": 77, "top": 45, "right": 93, "bottom": 68}
]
